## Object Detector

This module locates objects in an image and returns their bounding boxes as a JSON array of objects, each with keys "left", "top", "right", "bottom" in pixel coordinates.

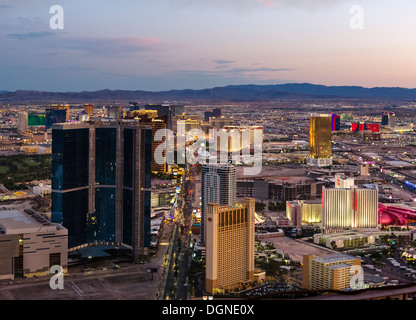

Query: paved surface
[
  {"left": 0, "top": 221, "right": 176, "bottom": 300},
  {"left": 265, "top": 237, "right": 336, "bottom": 262}
]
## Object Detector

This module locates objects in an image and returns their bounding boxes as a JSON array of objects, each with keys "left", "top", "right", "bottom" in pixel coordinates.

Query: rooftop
[
  {"left": 0, "top": 208, "right": 62, "bottom": 235},
  {"left": 314, "top": 254, "right": 359, "bottom": 264},
  {"left": 327, "top": 263, "right": 353, "bottom": 270}
]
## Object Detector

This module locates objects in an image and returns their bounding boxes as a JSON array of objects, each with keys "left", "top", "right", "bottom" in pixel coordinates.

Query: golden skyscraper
[{"left": 308, "top": 114, "right": 333, "bottom": 167}]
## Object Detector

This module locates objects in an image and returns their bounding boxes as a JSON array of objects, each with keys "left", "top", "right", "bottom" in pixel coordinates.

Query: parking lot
[
  {"left": 244, "top": 282, "right": 298, "bottom": 298},
  {"left": 0, "top": 268, "right": 160, "bottom": 300}
]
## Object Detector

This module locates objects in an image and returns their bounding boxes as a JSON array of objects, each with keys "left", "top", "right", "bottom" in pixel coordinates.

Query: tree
[{"left": 255, "top": 202, "right": 266, "bottom": 212}]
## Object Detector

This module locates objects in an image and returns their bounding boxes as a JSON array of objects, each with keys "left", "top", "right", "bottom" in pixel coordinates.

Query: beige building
[
  {"left": 17, "top": 111, "right": 29, "bottom": 133},
  {"left": 205, "top": 198, "right": 255, "bottom": 294},
  {"left": 286, "top": 200, "right": 322, "bottom": 226},
  {"left": 0, "top": 208, "right": 68, "bottom": 280},
  {"left": 175, "top": 114, "right": 203, "bottom": 133},
  {"left": 303, "top": 254, "right": 361, "bottom": 291},
  {"left": 209, "top": 116, "right": 234, "bottom": 129}
]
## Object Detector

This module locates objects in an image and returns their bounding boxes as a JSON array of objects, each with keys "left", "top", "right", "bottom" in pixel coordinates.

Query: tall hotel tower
[
  {"left": 205, "top": 198, "right": 255, "bottom": 294},
  {"left": 51, "top": 119, "right": 152, "bottom": 262},
  {"left": 201, "top": 164, "right": 236, "bottom": 244},
  {"left": 322, "top": 176, "right": 378, "bottom": 232},
  {"left": 307, "top": 114, "right": 333, "bottom": 167}
]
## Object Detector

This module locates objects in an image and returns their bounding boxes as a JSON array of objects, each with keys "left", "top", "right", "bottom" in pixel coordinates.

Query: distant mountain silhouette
[{"left": 1, "top": 83, "right": 416, "bottom": 104}]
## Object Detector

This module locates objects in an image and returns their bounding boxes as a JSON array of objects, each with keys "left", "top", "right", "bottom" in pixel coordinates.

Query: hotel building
[
  {"left": 205, "top": 198, "right": 255, "bottom": 294},
  {"left": 322, "top": 184, "right": 379, "bottom": 232},
  {"left": 307, "top": 114, "right": 333, "bottom": 167},
  {"left": 302, "top": 254, "right": 361, "bottom": 291},
  {"left": 286, "top": 200, "right": 322, "bottom": 227},
  {"left": 51, "top": 119, "right": 152, "bottom": 262},
  {"left": 201, "top": 163, "right": 236, "bottom": 244}
]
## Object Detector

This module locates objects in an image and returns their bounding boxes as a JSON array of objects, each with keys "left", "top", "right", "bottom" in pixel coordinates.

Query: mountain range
[{"left": 1, "top": 83, "right": 416, "bottom": 104}]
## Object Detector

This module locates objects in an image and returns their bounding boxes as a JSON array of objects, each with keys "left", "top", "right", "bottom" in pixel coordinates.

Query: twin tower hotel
[{"left": 51, "top": 120, "right": 152, "bottom": 262}]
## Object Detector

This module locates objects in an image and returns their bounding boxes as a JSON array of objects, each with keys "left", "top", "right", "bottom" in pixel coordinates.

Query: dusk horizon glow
[{"left": 1, "top": 0, "right": 416, "bottom": 92}]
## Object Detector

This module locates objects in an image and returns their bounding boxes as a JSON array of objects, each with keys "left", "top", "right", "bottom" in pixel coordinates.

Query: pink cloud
[{"left": 257, "top": 0, "right": 277, "bottom": 7}]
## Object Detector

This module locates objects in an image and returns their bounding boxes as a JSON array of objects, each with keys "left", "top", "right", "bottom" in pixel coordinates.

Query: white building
[
  {"left": 334, "top": 173, "right": 355, "bottom": 189},
  {"left": 201, "top": 163, "right": 236, "bottom": 244},
  {"left": 17, "top": 112, "right": 29, "bottom": 133},
  {"left": 33, "top": 183, "right": 52, "bottom": 197},
  {"left": 322, "top": 184, "right": 379, "bottom": 232}
]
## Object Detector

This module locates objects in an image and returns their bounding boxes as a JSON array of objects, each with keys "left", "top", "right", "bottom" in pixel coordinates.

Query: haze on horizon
[{"left": 1, "top": 0, "right": 416, "bottom": 92}]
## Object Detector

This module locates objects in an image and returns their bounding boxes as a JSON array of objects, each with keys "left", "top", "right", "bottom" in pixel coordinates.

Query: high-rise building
[
  {"left": 204, "top": 111, "right": 213, "bottom": 122},
  {"left": 17, "top": 112, "right": 29, "bottom": 133},
  {"left": 212, "top": 108, "right": 222, "bottom": 118},
  {"left": 145, "top": 104, "right": 185, "bottom": 130},
  {"left": 51, "top": 119, "right": 152, "bottom": 262},
  {"left": 83, "top": 104, "right": 94, "bottom": 115},
  {"left": 382, "top": 112, "right": 396, "bottom": 128},
  {"left": 381, "top": 113, "right": 389, "bottom": 126},
  {"left": 150, "top": 117, "right": 168, "bottom": 173},
  {"left": 303, "top": 254, "right": 361, "bottom": 291},
  {"left": 307, "top": 114, "right": 333, "bottom": 167},
  {"left": 331, "top": 114, "right": 341, "bottom": 131},
  {"left": 175, "top": 114, "right": 203, "bottom": 133},
  {"left": 46, "top": 108, "right": 67, "bottom": 129},
  {"left": 28, "top": 113, "right": 46, "bottom": 127},
  {"left": 388, "top": 113, "right": 396, "bottom": 128},
  {"left": 201, "top": 164, "right": 236, "bottom": 244},
  {"left": 127, "top": 110, "right": 168, "bottom": 173},
  {"left": 322, "top": 181, "right": 378, "bottom": 232},
  {"left": 209, "top": 116, "right": 235, "bottom": 130},
  {"left": 49, "top": 104, "right": 70, "bottom": 120},
  {"left": 107, "top": 106, "right": 123, "bottom": 119},
  {"left": 205, "top": 198, "right": 255, "bottom": 294}
]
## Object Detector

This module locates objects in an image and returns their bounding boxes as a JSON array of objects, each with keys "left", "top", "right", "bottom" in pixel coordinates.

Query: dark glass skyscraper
[
  {"left": 52, "top": 120, "right": 152, "bottom": 261},
  {"left": 46, "top": 108, "right": 67, "bottom": 129}
]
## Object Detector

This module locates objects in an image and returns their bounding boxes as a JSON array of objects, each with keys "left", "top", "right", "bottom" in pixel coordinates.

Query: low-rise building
[
  {"left": 0, "top": 207, "right": 68, "bottom": 280},
  {"left": 303, "top": 254, "right": 361, "bottom": 291}
]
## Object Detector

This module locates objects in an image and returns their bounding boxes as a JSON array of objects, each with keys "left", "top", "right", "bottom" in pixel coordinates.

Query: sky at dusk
[{"left": 1, "top": 0, "right": 416, "bottom": 92}]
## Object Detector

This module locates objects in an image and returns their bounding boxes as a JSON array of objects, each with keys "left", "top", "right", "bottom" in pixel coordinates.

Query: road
[{"left": 162, "top": 163, "right": 195, "bottom": 300}]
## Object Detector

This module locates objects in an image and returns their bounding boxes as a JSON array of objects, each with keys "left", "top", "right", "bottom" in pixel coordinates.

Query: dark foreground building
[{"left": 51, "top": 119, "right": 152, "bottom": 262}]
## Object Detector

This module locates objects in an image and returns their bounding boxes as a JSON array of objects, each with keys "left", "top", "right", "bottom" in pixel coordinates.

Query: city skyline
[{"left": 1, "top": 0, "right": 416, "bottom": 91}]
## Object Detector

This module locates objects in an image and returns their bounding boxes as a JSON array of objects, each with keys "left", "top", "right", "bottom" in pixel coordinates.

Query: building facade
[
  {"left": 201, "top": 164, "right": 236, "bottom": 244},
  {"left": 308, "top": 114, "right": 333, "bottom": 167},
  {"left": 0, "top": 208, "right": 68, "bottom": 280},
  {"left": 286, "top": 200, "right": 322, "bottom": 226},
  {"left": 205, "top": 198, "right": 255, "bottom": 294},
  {"left": 303, "top": 254, "right": 361, "bottom": 291},
  {"left": 322, "top": 185, "right": 379, "bottom": 232},
  {"left": 17, "top": 111, "right": 29, "bottom": 133},
  {"left": 51, "top": 119, "right": 152, "bottom": 262}
]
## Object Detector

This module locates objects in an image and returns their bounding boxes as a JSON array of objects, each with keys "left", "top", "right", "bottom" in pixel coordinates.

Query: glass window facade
[{"left": 95, "top": 128, "right": 116, "bottom": 186}]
